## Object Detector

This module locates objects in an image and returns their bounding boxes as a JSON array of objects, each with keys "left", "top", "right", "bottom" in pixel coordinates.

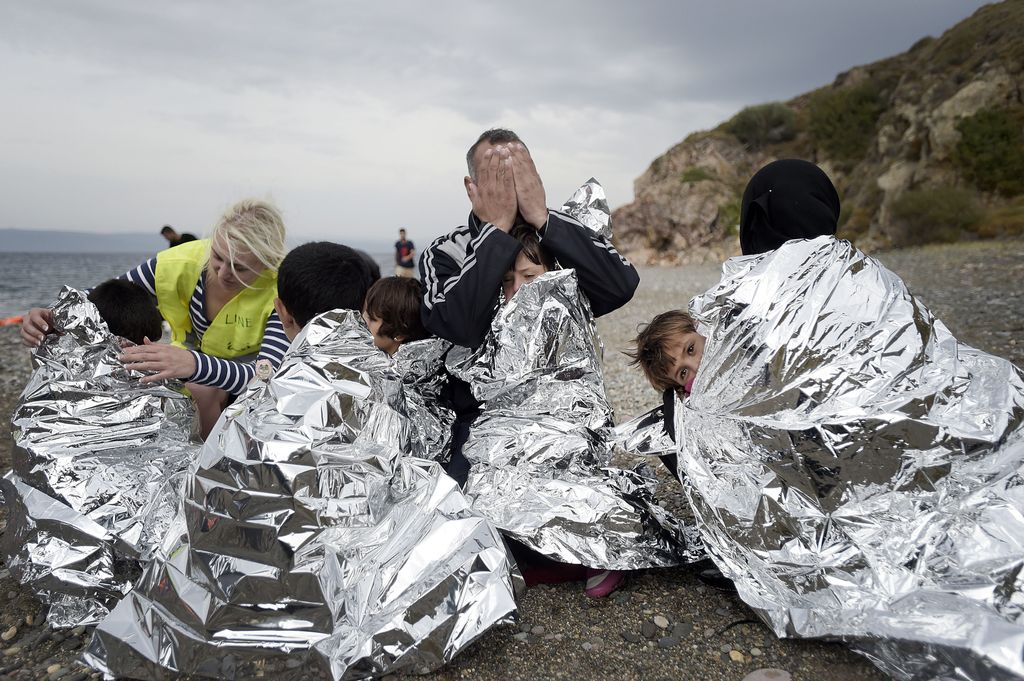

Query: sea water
[{"left": 0, "top": 252, "right": 394, "bottom": 318}]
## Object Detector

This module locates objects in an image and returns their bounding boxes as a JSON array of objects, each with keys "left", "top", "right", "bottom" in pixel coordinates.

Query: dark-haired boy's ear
[
  {"left": 274, "top": 297, "right": 303, "bottom": 342},
  {"left": 273, "top": 297, "right": 294, "bottom": 327}
]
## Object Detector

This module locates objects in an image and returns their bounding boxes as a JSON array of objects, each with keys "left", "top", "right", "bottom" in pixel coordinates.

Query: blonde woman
[{"left": 21, "top": 199, "right": 289, "bottom": 437}]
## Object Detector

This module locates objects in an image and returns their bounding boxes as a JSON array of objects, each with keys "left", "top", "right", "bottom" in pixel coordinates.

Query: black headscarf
[{"left": 739, "top": 159, "right": 841, "bottom": 255}]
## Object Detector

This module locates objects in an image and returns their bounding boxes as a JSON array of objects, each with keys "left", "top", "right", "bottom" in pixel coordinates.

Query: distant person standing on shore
[
  {"left": 23, "top": 200, "right": 290, "bottom": 438},
  {"left": 161, "top": 224, "right": 198, "bottom": 248},
  {"left": 394, "top": 228, "right": 416, "bottom": 277}
]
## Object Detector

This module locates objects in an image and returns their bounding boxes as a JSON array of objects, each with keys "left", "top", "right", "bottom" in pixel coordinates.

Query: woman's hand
[
  {"left": 21, "top": 308, "right": 55, "bottom": 347},
  {"left": 119, "top": 338, "right": 197, "bottom": 383}
]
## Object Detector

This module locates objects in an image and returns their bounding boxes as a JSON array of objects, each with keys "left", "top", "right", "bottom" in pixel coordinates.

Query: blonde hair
[{"left": 206, "top": 199, "right": 287, "bottom": 283}]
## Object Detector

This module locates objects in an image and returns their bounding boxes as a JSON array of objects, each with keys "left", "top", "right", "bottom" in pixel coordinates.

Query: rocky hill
[{"left": 613, "top": 1, "right": 1024, "bottom": 265}]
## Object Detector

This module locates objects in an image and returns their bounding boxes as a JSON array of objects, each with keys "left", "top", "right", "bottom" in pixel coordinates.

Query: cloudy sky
[{"left": 0, "top": 1, "right": 990, "bottom": 249}]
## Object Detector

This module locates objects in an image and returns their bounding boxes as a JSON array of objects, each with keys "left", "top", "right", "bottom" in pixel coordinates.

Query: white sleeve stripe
[
  {"left": 422, "top": 233, "right": 445, "bottom": 307},
  {"left": 123, "top": 259, "right": 158, "bottom": 296},
  {"left": 424, "top": 225, "right": 493, "bottom": 309},
  {"left": 227, "top": 363, "right": 241, "bottom": 394}
]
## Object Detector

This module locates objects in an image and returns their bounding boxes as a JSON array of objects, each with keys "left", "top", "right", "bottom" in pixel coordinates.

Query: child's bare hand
[{"left": 20, "top": 308, "right": 55, "bottom": 347}]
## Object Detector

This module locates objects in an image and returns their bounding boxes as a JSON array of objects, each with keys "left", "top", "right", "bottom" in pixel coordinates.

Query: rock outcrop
[{"left": 614, "top": 2, "right": 1024, "bottom": 264}]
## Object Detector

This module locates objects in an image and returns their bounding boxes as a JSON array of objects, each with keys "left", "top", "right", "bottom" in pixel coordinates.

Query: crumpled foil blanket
[
  {"left": 447, "top": 269, "right": 698, "bottom": 569},
  {"left": 670, "top": 236, "right": 1024, "bottom": 680},
  {"left": 1, "top": 287, "right": 197, "bottom": 627},
  {"left": 84, "top": 310, "right": 519, "bottom": 680}
]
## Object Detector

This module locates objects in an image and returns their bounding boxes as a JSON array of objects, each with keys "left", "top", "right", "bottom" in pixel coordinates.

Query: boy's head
[
  {"left": 275, "top": 241, "right": 375, "bottom": 341},
  {"left": 362, "top": 277, "right": 429, "bottom": 355},
  {"left": 628, "top": 310, "right": 706, "bottom": 396},
  {"left": 88, "top": 279, "right": 163, "bottom": 345},
  {"left": 502, "top": 224, "right": 557, "bottom": 302}
]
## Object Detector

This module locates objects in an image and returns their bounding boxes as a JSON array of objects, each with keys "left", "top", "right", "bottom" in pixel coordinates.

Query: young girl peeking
[
  {"left": 362, "top": 277, "right": 430, "bottom": 355},
  {"left": 630, "top": 310, "right": 705, "bottom": 397}
]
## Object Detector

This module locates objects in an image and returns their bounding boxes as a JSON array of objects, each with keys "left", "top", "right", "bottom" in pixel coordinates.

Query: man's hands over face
[
  {"left": 467, "top": 142, "right": 549, "bottom": 233},
  {"left": 467, "top": 146, "right": 517, "bottom": 232},
  {"left": 510, "top": 143, "right": 548, "bottom": 229}
]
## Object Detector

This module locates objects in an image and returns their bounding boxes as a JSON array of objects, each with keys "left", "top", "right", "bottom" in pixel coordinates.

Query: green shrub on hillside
[
  {"left": 953, "top": 107, "right": 1024, "bottom": 197},
  {"left": 725, "top": 103, "right": 797, "bottom": 150},
  {"left": 716, "top": 198, "right": 741, "bottom": 237},
  {"left": 976, "top": 198, "right": 1024, "bottom": 239},
  {"left": 808, "top": 83, "right": 885, "bottom": 165},
  {"left": 889, "top": 185, "right": 982, "bottom": 247},
  {"left": 680, "top": 167, "right": 716, "bottom": 183}
]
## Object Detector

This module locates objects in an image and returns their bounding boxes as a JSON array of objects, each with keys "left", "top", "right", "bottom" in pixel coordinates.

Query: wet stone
[
  {"left": 70, "top": 627, "right": 86, "bottom": 637},
  {"left": 284, "top": 659, "right": 303, "bottom": 669},
  {"left": 60, "top": 639, "right": 82, "bottom": 651},
  {"left": 657, "top": 636, "right": 679, "bottom": 649},
  {"left": 729, "top": 650, "right": 745, "bottom": 663},
  {"left": 47, "top": 669, "right": 69, "bottom": 681},
  {"left": 621, "top": 631, "right": 642, "bottom": 644},
  {"left": 0, "top": 628, "right": 15, "bottom": 643},
  {"left": 519, "top": 622, "right": 531, "bottom": 633},
  {"left": 720, "top": 644, "right": 733, "bottom": 653},
  {"left": 65, "top": 673, "right": 89, "bottom": 681},
  {"left": 742, "top": 670, "right": 792, "bottom": 681},
  {"left": 530, "top": 625, "right": 545, "bottom": 635},
  {"left": 672, "top": 622, "right": 693, "bottom": 638},
  {"left": 640, "top": 621, "right": 658, "bottom": 639},
  {"left": 512, "top": 633, "right": 529, "bottom": 643},
  {"left": 653, "top": 615, "right": 669, "bottom": 629},
  {"left": 750, "top": 647, "right": 763, "bottom": 657}
]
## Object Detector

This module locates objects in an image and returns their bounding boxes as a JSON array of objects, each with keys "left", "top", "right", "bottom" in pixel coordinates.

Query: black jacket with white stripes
[{"left": 420, "top": 209, "right": 640, "bottom": 350}]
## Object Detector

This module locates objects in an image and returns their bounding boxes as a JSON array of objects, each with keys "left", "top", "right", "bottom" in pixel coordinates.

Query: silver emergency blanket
[
  {"left": 560, "top": 177, "right": 611, "bottom": 239},
  {"left": 84, "top": 310, "right": 518, "bottom": 680},
  {"left": 394, "top": 336, "right": 455, "bottom": 462},
  {"left": 1, "top": 287, "right": 197, "bottom": 627},
  {"left": 671, "top": 236, "right": 1024, "bottom": 680},
  {"left": 447, "top": 269, "right": 695, "bottom": 569}
]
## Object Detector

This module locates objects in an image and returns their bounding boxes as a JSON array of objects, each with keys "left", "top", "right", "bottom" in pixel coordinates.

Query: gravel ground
[{"left": 0, "top": 239, "right": 1021, "bottom": 681}]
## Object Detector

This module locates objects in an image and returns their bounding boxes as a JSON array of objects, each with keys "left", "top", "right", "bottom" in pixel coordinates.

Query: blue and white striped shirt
[{"left": 120, "top": 257, "right": 289, "bottom": 394}]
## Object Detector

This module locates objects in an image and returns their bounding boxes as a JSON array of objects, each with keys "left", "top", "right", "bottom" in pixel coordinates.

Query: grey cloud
[{"left": 1, "top": 1, "right": 989, "bottom": 123}]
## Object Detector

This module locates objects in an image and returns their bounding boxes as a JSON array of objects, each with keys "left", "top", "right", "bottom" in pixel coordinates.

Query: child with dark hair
[
  {"left": 500, "top": 224, "right": 557, "bottom": 303},
  {"left": 87, "top": 279, "right": 164, "bottom": 345},
  {"left": 362, "top": 277, "right": 430, "bottom": 355},
  {"left": 274, "top": 241, "right": 376, "bottom": 341},
  {"left": 628, "top": 309, "right": 706, "bottom": 397}
]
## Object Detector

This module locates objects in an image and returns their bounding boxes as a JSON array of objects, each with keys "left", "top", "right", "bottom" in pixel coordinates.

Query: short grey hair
[{"left": 466, "top": 128, "right": 524, "bottom": 180}]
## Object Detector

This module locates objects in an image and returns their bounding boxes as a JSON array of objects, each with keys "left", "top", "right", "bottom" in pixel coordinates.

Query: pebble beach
[{"left": 1, "top": 239, "right": 1022, "bottom": 681}]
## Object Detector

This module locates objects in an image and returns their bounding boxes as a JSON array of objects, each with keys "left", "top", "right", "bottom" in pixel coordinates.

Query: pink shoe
[{"left": 584, "top": 568, "right": 625, "bottom": 598}]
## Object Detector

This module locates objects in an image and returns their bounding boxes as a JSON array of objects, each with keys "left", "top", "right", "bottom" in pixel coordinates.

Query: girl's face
[
  {"left": 665, "top": 331, "right": 705, "bottom": 395},
  {"left": 362, "top": 310, "right": 401, "bottom": 356},
  {"left": 209, "top": 237, "right": 265, "bottom": 291},
  {"left": 502, "top": 251, "right": 548, "bottom": 302}
]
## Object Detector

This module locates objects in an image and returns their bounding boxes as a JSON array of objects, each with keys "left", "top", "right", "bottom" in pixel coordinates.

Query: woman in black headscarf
[{"left": 739, "top": 159, "right": 841, "bottom": 255}]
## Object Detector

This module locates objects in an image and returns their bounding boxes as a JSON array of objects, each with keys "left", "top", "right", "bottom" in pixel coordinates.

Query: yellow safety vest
[{"left": 154, "top": 239, "right": 277, "bottom": 359}]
